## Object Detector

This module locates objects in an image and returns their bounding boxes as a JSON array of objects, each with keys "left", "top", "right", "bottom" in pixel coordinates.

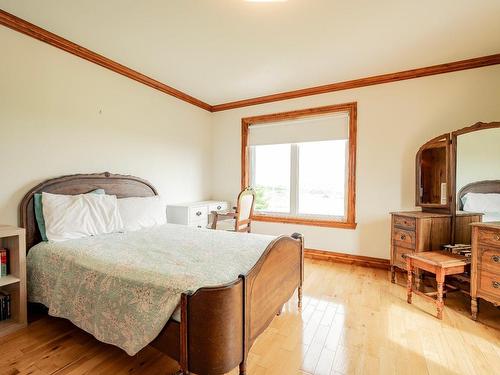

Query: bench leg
[
  {"left": 436, "top": 271, "right": 445, "bottom": 320},
  {"left": 406, "top": 261, "right": 413, "bottom": 304}
]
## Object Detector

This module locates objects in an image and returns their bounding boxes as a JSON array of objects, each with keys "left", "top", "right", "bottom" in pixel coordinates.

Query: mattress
[{"left": 27, "top": 224, "right": 275, "bottom": 355}]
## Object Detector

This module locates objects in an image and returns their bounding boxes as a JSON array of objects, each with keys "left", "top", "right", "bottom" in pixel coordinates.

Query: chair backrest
[{"left": 235, "top": 188, "right": 256, "bottom": 232}]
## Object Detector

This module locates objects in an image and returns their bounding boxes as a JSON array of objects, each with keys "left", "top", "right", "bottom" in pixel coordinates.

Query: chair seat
[{"left": 207, "top": 219, "right": 236, "bottom": 231}]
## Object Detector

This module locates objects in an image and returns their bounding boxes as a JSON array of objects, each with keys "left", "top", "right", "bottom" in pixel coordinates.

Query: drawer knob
[
  {"left": 217, "top": 205, "right": 221, "bottom": 210},
  {"left": 196, "top": 211, "right": 202, "bottom": 216},
  {"left": 400, "top": 234, "right": 406, "bottom": 241},
  {"left": 493, "top": 281, "right": 500, "bottom": 289},
  {"left": 495, "top": 234, "right": 500, "bottom": 241},
  {"left": 492, "top": 255, "right": 500, "bottom": 263}
]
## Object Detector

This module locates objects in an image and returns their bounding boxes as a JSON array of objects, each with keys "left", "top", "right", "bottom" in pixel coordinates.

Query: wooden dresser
[
  {"left": 470, "top": 222, "right": 500, "bottom": 320},
  {"left": 390, "top": 211, "right": 452, "bottom": 283}
]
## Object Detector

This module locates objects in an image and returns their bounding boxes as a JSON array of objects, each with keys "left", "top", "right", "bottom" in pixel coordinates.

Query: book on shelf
[
  {"left": 0, "top": 289, "right": 11, "bottom": 321},
  {"left": 0, "top": 248, "right": 8, "bottom": 277}
]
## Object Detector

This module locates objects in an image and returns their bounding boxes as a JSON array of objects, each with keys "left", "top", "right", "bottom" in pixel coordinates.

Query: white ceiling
[{"left": 1, "top": 0, "right": 499, "bottom": 104}]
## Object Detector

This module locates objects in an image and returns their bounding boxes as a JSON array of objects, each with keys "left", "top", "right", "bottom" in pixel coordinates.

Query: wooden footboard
[
  {"left": 151, "top": 233, "right": 303, "bottom": 375},
  {"left": 242, "top": 233, "right": 304, "bottom": 367}
]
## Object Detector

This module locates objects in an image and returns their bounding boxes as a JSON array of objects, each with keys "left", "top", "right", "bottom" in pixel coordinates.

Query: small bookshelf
[{"left": 0, "top": 225, "right": 26, "bottom": 337}]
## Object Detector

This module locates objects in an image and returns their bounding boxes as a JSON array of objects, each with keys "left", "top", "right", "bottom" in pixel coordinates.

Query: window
[{"left": 242, "top": 103, "right": 357, "bottom": 228}]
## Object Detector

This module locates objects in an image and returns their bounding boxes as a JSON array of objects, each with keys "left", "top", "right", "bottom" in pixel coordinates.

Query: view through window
[
  {"left": 250, "top": 140, "right": 347, "bottom": 219},
  {"left": 244, "top": 103, "right": 356, "bottom": 227}
]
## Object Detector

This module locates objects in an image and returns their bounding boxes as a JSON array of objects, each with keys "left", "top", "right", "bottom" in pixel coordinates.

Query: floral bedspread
[{"left": 27, "top": 224, "right": 275, "bottom": 355}]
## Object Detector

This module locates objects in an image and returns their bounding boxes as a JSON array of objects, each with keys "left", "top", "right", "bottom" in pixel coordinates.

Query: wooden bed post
[
  {"left": 179, "top": 292, "right": 191, "bottom": 375},
  {"left": 239, "top": 274, "right": 248, "bottom": 375},
  {"left": 292, "top": 233, "right": 304, "bottom": 309}
]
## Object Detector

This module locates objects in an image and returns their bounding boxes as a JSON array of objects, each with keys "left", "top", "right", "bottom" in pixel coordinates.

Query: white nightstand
[{"left": 167, "top": 200, "right": 229, "bottom": 228}]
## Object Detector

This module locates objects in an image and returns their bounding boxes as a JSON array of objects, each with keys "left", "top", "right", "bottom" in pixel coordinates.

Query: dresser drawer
[
  {"left": 189, "top": 206, "right": 208, "bottom": 223},
  {"left": 479, "top": 247, "right": 500, "bottom": 274},
  {"left": 208, "top": 202, "right": 228, "bottom": 212},
  {"left": 478, "top": 229, "right": 500, "bottom": 248},
  {"left": 393, "top": 216, "right": 416, "bottom": 231},
  {"left": 189, "top": 220, "right": 207, "bottom": 229},
  {"left": 392, "top": 228, "right": 416, "bottom": 249},
  {"left": 478, "top": 270, "right": 500, "bottom": 299},
  {"left": 393, "top": 246, "right": 414, "bottom": 269}
]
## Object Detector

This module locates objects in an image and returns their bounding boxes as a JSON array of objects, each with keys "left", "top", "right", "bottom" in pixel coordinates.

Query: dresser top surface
[
  {"left": 390, "top": 211, "right": 451, "bottom": 218},
  {"left": 167, "top": 200, "right": 228, "bottom": 208},
  {"left": 470, "top": 221, "right": 500, "bottom": 229}
]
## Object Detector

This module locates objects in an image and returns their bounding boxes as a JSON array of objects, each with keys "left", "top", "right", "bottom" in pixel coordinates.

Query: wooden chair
[{"left": 209, "top": 188, "right": 256, "bottom": 232}]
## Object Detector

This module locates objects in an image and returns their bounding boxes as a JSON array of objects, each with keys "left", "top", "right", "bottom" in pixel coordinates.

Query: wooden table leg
[
  {"left": 406, "top": 259, "right": 413, "bottom": 304},
  {"left": 471, "top": 297, "right": 478, "bottom": 320},
  {"left": 436, "top": 270, "right": 445, "bottom": 320}
]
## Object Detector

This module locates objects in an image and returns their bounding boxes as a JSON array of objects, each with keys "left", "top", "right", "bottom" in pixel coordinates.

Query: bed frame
[
  {"left": 457, "top": 180, "right": 500, "bottom": 210},
  {"left": 19, "top": 172, "right": 304, "bottom": 375}
]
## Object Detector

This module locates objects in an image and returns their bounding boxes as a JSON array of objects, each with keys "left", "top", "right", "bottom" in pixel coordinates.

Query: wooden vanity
[
  {"left": 390, "top": 211, "right": 481, "bottom": 281},
  {"left": 391, "top": 121, "right": 500, "bottom": 319},
  {"left": 470, "top": 222, "right": 500, "bottom": 320},
  {"left": 390, "top": 211, "right": 451, "bottom": 283}
]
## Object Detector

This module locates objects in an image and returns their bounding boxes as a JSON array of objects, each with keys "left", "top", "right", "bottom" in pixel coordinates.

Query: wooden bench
[{"left": 404, "top": 251, "right": 469, "bottom": 319}]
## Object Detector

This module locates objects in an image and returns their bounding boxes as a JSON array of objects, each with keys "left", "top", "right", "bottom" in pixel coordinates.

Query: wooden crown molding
[
  {"left": 0, "top": 9, "right": 212, "bottom": 112},
  {"left": 1, "top": 9, "right": 499, "bottom": 113},
  {"left": 304, "top": 248, "right": 390, "bottom": 270},
  {"left": 211, "top": 53, "right": 500, "bottom": 112}
]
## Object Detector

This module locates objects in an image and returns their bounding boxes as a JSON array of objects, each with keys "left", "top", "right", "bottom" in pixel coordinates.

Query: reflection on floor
[{"left": 1, "top": 259, "right": 499, "bottom": 375}]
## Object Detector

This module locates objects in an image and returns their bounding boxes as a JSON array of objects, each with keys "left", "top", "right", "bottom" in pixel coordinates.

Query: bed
[
  {"left": 458, "top": 180, "right": 500, "bottom": 222},
  {"left": 20, "top": 172, "right": 304, "bottom": 375}
]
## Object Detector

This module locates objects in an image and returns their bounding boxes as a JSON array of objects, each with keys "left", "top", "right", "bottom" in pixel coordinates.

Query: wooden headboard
[
  {"left": 457, "top": 180, "right": 500, "bottom": 210},
  {"left": 19, "top": 172, "right": 158, "bottom": 251}
]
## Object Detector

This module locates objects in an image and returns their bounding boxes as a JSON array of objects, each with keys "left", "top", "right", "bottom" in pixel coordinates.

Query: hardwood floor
[{"left": 1, "top": 259, "right": 499, "bottom": 375}]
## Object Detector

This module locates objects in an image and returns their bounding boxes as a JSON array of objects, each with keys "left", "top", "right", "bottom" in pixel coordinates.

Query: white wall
[
  {"left": 2, "top": 23, "right": 500, "bottom": 260},
  {"left": 211, "top": 65, "right": 500, "bottom": 259},
  {"left": 456, "top": 127, "right": 500, "bottom": 192},
  {"left": 0, "top": 27, "right": 213, "bottom": 226}
]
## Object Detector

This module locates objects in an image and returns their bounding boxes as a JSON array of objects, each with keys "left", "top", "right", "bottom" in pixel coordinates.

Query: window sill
[{"left": 252, "top": 214, "right": 357, "bottom": 229}]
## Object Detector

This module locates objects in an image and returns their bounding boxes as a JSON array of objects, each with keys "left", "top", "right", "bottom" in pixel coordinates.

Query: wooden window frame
[{"left": 241, "top": 102, "right": 357, "bottom": 229}]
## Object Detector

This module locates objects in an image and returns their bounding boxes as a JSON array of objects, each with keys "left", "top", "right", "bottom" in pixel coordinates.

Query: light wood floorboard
[{"left": 1, "top": 259, "right": 498, "bottom": 375}]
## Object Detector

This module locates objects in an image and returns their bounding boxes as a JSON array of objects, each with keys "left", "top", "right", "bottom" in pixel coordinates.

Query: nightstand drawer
[
  {"left": 209, "top": 202, "right": 228, "bottom": 212},
  {"left": 393, "top": 216, "right": 416, "bottom": 230},
  {"left": 392, "top": 228, "right": 416, "bottom": 249},
  {"left": 189, "top": 220, "right": 207, "bottom": 229},
  {"left": 189, "top": 206, "right": 208, "bottom": 223},
  {"left": 478, "top": 229, "right": 500, "bottom": 248}
]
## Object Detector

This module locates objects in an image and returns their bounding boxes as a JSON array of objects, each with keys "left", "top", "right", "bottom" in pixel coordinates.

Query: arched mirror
[
  {"left": 416, "top": 133, "right": 451, "bottom": 209},
  {"left": 452, "top": 122, "right": 500, "bottom": 242}
]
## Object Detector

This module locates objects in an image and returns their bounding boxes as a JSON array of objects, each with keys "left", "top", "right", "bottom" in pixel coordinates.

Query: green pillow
[{"left": 34, "top": 189, "right": 105, "bottom": 241}]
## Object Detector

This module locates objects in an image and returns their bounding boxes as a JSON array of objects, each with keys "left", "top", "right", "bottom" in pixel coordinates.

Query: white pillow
[
  {"left": 42, "top": 192, "right": 123, "bottom": 242},
  {"left": 117, "top": 196, "right": 166, "bottom": 232},
  {"left": 462, "top": 192, "right": 500, "bottom": 213}
]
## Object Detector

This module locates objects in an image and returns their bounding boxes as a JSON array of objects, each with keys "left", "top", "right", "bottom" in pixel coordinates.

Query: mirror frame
[
  {"left": 450, "top": 121, "right": 500, "bottom": 225},
  {"left": 415, "top": 132, "right": 451, "bottom": 211}
]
